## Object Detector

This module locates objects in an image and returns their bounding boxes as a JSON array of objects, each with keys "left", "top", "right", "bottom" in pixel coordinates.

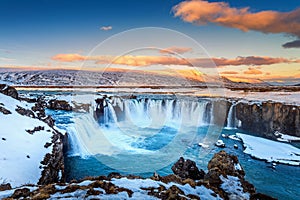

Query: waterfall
[
  {"left": 98, "top": 97, "right": 211, "bottom": 129},
  {"left": 66, "top": 96, "right": 217, "bottom": 159},
  {"left": 226, "top": 102, "right": 236, "bottom": 129}
]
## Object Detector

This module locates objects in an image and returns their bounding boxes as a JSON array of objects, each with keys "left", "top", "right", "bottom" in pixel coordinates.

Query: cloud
[
  {"left": 52, "top": 54, "right": 86, "bottom": 62},
  {"left": 100, "top": 26, "right": 112, "bottom": 31},
  {"left": 172, "top": 0, "right": 300, "bottom": 48},
  {"left": 220, "top": 71, "right": 239, "bottom": 75},
  {"left": 243, "top": 67, "right": 263, "bottom": 75},
  {"left": 52, "top": 54, "right": 300, "bottom": 67},
  {"left": 159, "top": 47, "right": 192, "bottom": 54},
  {"left": 282, "top": 40, "right": 300, "bottom": 48},
  {"left": 213, "top": 56, "right": 299, "bottom": 66}
]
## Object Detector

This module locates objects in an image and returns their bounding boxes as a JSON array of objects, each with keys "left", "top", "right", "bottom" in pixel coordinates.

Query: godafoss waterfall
[{"left": 36, "top": 91, "right": 300, "bottom": 199}]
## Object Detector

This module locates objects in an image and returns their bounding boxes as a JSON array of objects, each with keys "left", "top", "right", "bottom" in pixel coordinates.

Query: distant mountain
[{"left": 0, "top": 69, "right": 206, "bottom": 87}]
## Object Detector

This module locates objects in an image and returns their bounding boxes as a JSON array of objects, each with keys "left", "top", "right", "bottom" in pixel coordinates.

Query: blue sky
[{"left": 0, "top": 0, "right": 300, "bottom": 83}]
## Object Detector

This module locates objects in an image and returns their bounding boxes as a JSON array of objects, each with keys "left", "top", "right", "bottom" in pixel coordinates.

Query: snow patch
[
  {"left": 237, "top": 133, "right": 300, "bottom": 165},
  {"left": 0, "top": 93, "right": 53, "bottom": 187},
  {"left": 220, "top": 175, "right": 250, "bottom": 200}
]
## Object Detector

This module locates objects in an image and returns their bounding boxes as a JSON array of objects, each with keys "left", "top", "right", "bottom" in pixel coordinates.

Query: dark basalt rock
[
  {"left": 11, "top": 188, "right": 31, "bottom": 199},
  {"left": 0, "top": 84, "right": 18, "bottom": 99},
  {"left": 47, "top": 99, "right": 72, "bottom": 111},
  {"left": 172, "top": 157, "right": 205, "bottom": 180},
  {"left": 0, "top": 183, "right": 11, "bottom": 191},
  {"left": 26, "top": 126, "right": 44, "bottom": 134},
  {"left": 236, "top": 101, "right": 300, "bottom": 137},
  {"left": 38, "top": 130, "right": 65, "bottom": 185},
  {"left": 15, "top": 105, "right": 35, "bottom": 118},
  {"left": 0, "top": 106, "right": 11, "bottom": 115}
]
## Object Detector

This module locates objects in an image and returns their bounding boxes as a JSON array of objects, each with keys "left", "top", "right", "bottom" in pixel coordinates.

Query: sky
[{"left": 0, "top": 0, "right": 300, "bottom": 84}]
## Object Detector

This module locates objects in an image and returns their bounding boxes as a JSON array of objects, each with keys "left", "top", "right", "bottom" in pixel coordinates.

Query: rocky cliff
[{"left": 235, "top": 101, "right": 300, "bottom": 138}]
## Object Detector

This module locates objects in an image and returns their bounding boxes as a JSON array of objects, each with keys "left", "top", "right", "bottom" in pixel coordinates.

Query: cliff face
[{"left": 235, "top": 101, "right": 300, "bottom": 137}]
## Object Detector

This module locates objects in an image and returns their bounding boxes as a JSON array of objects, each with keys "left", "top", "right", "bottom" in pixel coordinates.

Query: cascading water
[
  {"left": 97, "top": 97, "right": 211, "bottom": 129},
  {"left": 63, "top": 96, "right": 225, "bottom": 173},
  {"left": 225, "top": 102, "right": 236, "bottom": 129}
]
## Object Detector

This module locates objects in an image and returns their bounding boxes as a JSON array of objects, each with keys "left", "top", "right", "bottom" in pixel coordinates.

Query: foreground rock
[
  {"left": 171, "top": 157, "right": 205, "bottom": 180},
  {"left": 0, "top": 151, "right": 276, "bottom": 200}
]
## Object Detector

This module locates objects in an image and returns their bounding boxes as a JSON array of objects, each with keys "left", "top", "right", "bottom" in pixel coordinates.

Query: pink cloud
[
  {"left": 52, "top": 54, "right": 300, "bottom": 67},
  {"left": 172, "top": 0, "right": 300, "bottom": 48},
  {"left": 52, "top": 54, "right": 86, "bottom": 62}
]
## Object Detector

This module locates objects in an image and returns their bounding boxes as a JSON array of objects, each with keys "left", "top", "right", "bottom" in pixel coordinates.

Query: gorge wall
[{"left": 235, "top": 101, "right": 300, "bottom": 138}]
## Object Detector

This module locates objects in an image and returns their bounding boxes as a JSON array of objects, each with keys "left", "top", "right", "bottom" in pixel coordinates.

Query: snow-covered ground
[
  {"left": 0, "top": 93, "right": 53, "bottom": 187},
  {"left": 236, "top": 133, "right": 300, "bottom": 165}
]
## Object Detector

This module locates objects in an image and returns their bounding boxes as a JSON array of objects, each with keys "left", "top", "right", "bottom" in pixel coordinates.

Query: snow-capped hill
[
  {"left": 0, "top": 92, "right": 63, "bottom": 187},
  {"left": 0, "top": 69, "right": 204, "bottom": 86}
]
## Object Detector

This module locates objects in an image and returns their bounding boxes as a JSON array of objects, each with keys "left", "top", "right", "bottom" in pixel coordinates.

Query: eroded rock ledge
[{"left": 0, "top": 151, "right": 276, "bottom": 200}]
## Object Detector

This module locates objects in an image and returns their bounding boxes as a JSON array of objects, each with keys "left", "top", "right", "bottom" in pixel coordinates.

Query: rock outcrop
[
  {"left": 205, "top": 151, "right": 256, "bottom": 198},
  {"left": 236, "top": 101, "right": 300, "bottom": 137},
  {"left": 47, "top": 99, "right": 72, "bottom": 111},
  {"left": 0, "top": 84, "right": 18, "bottom": 99},
  {"left": 38, "top": 129, "right": 65, "bottom": 185},
  {"left": 171, "top": 157, "right": 205, "bottom": 180}
]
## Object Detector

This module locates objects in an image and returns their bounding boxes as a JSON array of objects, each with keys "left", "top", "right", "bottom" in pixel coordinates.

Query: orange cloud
[
  {"left": 52, "top": 54, "right": 86, "bottom": 62},
  {"left": 159, "top": 47, "right": 192, "bottom": 54},
  {"left": 220, "top": 71, "right": 239, "bottom": 75},
  {"left": 213, "top": 56, "right": 298, "bottom": 66},
  {"left": 52, "top": 53, "right": 300, "bottom": 67},
  {"left": 172, "top": 0, "right": 300, "bottom": 48},
  {"left": 243, "top": 67, "right": 263, "bottom": 75},
  {"left": 100, "top": 26, "right": 112, "bottom": 31}
]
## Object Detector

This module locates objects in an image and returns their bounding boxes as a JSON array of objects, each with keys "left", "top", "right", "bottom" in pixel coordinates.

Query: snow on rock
[
  {"left": 0, "top": 186, "right": 38, "bottom": 199},
  {"left": 0, "top": 93, "right": 53, "bottom": 187},
  {"left": 236, "top": 133, "right": 300, "bottom": 165},
  {"left": 220, "top": 175, "right": 250, "bottom": 200},
  {"left": 111, "top": 177, "right": 221, "bottom": 200},
  {"left": 274, "top": 131, "right": 300, "bottom": 142}
]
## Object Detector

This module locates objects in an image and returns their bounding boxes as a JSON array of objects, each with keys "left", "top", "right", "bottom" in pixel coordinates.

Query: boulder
[
  {"left": 11, "top": 188, "right": 30, "bottom": 199},
  {"left": 172, "top": 157, "right": 205, "bottom": 180},
  {"left": 0, "top": 106, "right": 11, "bottom": 115},
  {"left": 47, "top": 99, "right": 72, "bottom": 111},
  {"left": 0, "top": 183, "right": 11, "bottom": 191},
  {"left": 0, "top": 84, "right": 18, "bottom": 99}
]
